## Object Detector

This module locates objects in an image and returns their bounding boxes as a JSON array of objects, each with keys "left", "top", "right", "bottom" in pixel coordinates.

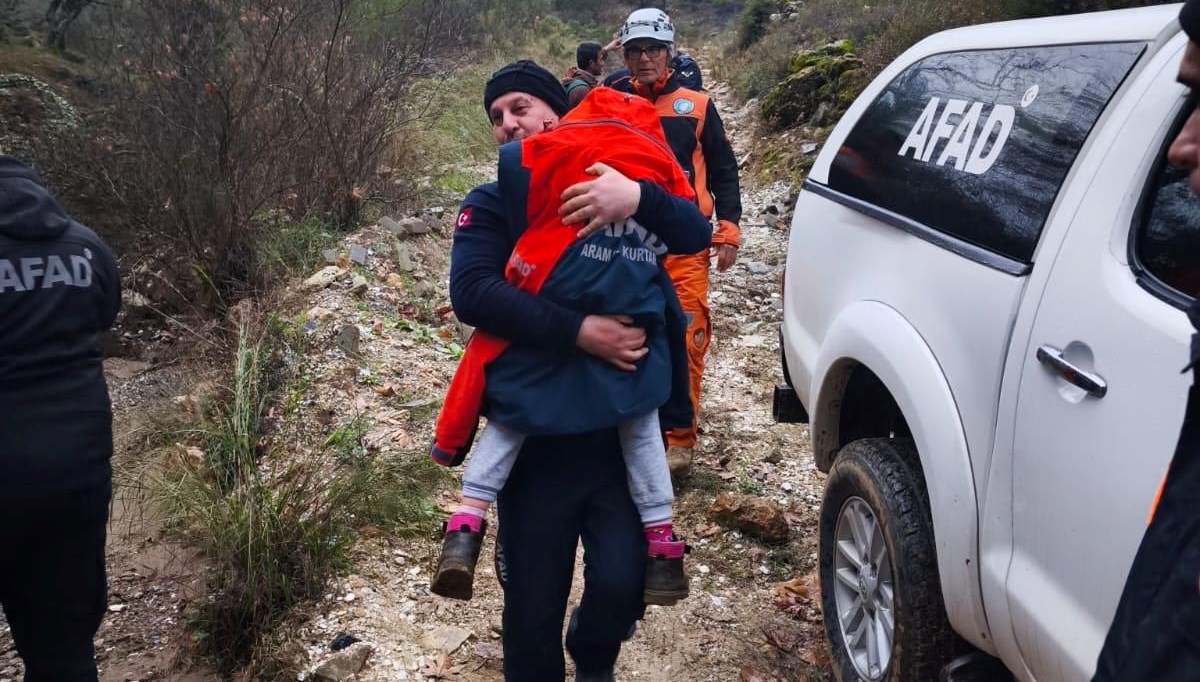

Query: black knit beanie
[
  {"left": 1184, "top": 0, "right": 1200, "bottom": 44},
  {"left": 483, "top": 60, "right": 569, "bottom": 118}
]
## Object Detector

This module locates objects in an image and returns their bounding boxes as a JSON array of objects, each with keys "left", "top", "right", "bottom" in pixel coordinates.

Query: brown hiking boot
[
  {"left": 431, "top": 519, "right": 487, "bottom": 601},
  {"left": 666, "top": 445, "right": 693, "bottom": 477},
  {"left": 644, "top": 553, "right": 689, "bottom": 606}
]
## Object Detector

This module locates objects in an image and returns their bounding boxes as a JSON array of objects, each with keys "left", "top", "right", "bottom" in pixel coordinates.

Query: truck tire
[{"left": 819, "top": 438, "right": 956, "bottom": 681}]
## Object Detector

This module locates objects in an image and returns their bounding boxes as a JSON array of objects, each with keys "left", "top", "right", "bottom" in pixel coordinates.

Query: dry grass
[{"left": 151, "top": 317, "right": 448, "bottom": 674}]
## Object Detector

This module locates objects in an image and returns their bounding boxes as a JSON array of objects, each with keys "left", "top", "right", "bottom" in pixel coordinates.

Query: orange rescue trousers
[{"left": 663, "top": 250, "right": 711, "bottom": 448}]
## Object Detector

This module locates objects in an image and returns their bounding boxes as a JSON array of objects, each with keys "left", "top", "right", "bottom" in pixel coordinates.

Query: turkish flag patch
[{"left": 456, "top": 207, "right": 473, "bottom": 230}]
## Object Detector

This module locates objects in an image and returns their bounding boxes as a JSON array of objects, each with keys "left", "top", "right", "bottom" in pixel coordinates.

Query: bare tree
[
  {"left": 44, "top": 0, "right": 93, "bottom": 50},
  {"left": 73, "top": 0, "right": 474, "bottom": 303}
]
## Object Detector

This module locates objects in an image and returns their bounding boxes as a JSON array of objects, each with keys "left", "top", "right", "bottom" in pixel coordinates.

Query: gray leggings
[{"left": 461, "top": 411, "right": 674, "bottom": 525}]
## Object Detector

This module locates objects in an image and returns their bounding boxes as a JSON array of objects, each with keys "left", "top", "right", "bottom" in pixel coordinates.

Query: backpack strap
[{"left": 563, "top": 78, "right": 590, "bottom": 94}]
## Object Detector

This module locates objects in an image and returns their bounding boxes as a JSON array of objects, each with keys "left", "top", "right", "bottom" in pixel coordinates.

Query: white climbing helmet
[{"left": 619, "top": 8, "right": 675, "bottom": 46}]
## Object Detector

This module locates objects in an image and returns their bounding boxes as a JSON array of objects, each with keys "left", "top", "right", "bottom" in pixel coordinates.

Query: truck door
[{"left": 1007, "top": 39, "right": 1194, "bottom": 681}]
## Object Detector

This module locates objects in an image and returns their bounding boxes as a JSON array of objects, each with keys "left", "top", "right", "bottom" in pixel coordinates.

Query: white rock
[
  {"left": 308, "top": 306, "right": 334, "bottom": 321},
  {"left": 420, "top": 626, "right": 473, "bottom": 653},
  {"left": 379, "top": 216, "right": 406, "bottom": 234},
  {"left": 312, "top": 642, "right": 373, "bottom": 681},
  {"left": 304, "top": 266, "right": 342, "bottom": 290}
]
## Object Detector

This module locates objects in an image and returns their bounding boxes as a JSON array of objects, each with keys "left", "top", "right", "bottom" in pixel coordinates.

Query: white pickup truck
[{"left": 774, "top": 4, "right": 1200, "bottom": 681}]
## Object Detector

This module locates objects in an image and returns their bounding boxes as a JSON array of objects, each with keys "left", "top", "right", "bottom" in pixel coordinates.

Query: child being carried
[{"left": 428, "top": 87, "right": 707, "bottom": 607}]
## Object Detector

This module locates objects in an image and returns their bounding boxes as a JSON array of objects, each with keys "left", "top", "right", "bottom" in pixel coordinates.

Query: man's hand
[
  {"left": 576, "top": 314, "right": 647, "bottom": 372},
  {"left": 559, "top": 163, "right": 642, "bottom": 238},
  {"left": 712, "top": 244, "right": 738, "bottom": 272}
]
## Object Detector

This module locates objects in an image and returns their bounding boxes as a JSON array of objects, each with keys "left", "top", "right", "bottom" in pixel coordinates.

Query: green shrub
[
  {"left": 736, "top": 0, "right": 781, "bottom": 50},
  {"left": 722, "top": 24, "right": 797, "bottom": 100},
  {"left": 336, "top": 454, "right": 447, "bottom": 537},
  {"left": 478, "top": 0, "right": 554, "bottom": 43},
  {"left": 254, "top": 213, "right": 337, "bottom": 285},
  {"left": 408, "top": 64, "right": 500, "bottom": 170},
  {"left": 156, "top": 320, "right": 447, "bottom": 673},
  {"left": 859, "top": 1, "right": 1002, "bottom": 72}
]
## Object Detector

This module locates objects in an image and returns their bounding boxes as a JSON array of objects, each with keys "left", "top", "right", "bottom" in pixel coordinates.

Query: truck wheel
[{"left": 819, "top": 438, "right": 956, "bottom": 681}]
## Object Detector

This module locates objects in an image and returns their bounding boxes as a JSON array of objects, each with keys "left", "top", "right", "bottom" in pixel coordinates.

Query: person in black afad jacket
[{"left": 0, "top": 156, "right": 120, "bottom": 681}]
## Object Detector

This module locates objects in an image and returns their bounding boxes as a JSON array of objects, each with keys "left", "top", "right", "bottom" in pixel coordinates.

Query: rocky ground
[
  {"left": 288, "top": 204, "right": 827, "bottom": 682},
  {"left": 0, "top": 77, "right": 834, "bottom": 682}
]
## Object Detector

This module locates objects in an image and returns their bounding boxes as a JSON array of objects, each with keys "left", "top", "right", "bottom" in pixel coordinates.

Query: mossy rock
[
  {"left": 835, "top": 68, "right": 870, "bottom": 110},
  {"left": 787, "top": 39, "right": 856, "bottom": 75},
  {"left": 761, "top": 50, "right": 865, "bottom": 130}
]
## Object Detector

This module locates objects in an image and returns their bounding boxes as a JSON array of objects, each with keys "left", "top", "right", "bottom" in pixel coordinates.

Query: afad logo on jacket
[
  {"left": 896, "top": 87, "right": 1037, "bottom": 176},
  {"left": 0, "top": 249, "right": 94, "bottom": 294}
]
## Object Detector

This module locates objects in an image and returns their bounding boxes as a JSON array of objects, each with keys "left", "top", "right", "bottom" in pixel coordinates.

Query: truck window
[
  {"left": 828, "top": 43, "right": 1143, "bottom": 264},
  {"left": 1133, "top": 105, "right": 1200, "bottom": 302}
]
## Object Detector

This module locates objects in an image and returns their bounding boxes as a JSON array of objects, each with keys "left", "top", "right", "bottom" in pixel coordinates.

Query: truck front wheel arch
[
  {"left": 808, "top": 302, "right": 991, "bottom": 652},
  {"left": 814, "top": 360, "right": 912, "bottom": 471}
]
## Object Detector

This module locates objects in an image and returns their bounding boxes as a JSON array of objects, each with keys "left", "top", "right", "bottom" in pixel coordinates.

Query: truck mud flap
[{"left": 773, "top": 383, "right": 809, "bottom": 423}]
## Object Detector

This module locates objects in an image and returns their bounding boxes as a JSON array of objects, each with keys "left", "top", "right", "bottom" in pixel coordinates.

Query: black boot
[
  {"left": 430, "top": 519, "right": 487, "bottom": 600},
  {"left": 566, "top": 607, "right": 625, "bottom": 682},
  {"left": 644, "top": 540, "right": 689, "bottom": 606}
]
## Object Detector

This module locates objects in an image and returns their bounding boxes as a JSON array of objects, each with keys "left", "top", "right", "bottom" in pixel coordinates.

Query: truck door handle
[{"left": 1036, "top": 345, "right": 1107, "bottom": 399}]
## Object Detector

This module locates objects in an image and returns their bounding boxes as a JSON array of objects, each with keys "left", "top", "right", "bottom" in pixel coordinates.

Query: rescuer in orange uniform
[{"left": 610, "top": 8, "right": 743, "bottom": 474}]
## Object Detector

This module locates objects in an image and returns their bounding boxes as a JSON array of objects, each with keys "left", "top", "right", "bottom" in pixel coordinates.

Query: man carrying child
[{"left": 429, "top": 60, "right": 711, "bottom": 681}]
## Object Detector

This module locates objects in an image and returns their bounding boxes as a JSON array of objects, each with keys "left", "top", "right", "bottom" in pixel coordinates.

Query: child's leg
[
  {"left": 617, "top": 411, "right": 674, "bottom": 526},
  {"left": 451, "top": 420, "right": 525, "bottom": 532},
  {"left": 619, "top": 410, "right": 689, "bottom": 606},
  {"left": 617, "top": 412, "right": 684, "bottom": 558},
  {"left": 433, "top": 420, "right": 524, "bottom": 601}
]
